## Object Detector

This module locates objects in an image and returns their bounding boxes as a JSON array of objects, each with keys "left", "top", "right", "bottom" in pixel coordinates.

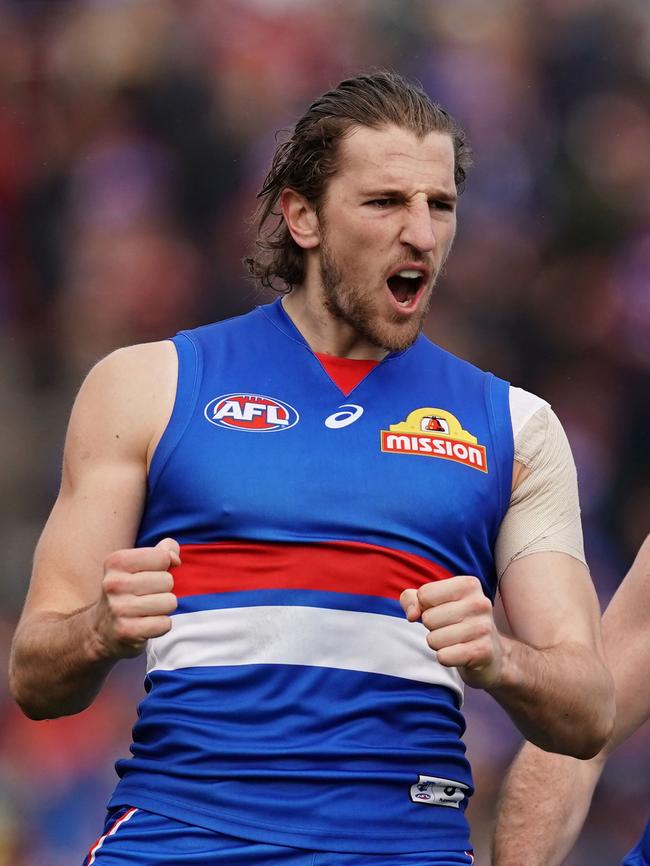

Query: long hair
[{"left": 244, "top": 70, "right": 473, "bottom": 292}]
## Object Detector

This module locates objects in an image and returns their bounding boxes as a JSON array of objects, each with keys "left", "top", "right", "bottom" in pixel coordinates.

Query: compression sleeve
[{"left": 494, "top": 393, "right": 586, "bottom": 579}]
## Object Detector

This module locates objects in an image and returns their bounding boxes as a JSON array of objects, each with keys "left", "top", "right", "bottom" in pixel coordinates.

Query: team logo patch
[
  {"left": 409, "top": 774, "right": 470, "bottom": 808},
  {"left": 381, "top": 408, "right": 488, "bottom": 472},
  {"left": 205, "top": 393, "right": 299, "bottom": 432}
]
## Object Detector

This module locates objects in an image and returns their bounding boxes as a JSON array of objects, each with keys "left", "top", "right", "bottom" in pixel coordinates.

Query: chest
[{"left": 145, "top": 329, "right": 510, "bottom": 586}]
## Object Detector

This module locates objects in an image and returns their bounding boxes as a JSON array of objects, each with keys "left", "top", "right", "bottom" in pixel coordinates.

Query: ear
[{"left": 280, "top": 188, "right": 321, "bottom": 250}]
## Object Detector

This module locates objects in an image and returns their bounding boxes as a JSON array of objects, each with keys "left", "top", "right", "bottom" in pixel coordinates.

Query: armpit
[{"left": 495, "top": 396, "right": 586, "bottom": 579}]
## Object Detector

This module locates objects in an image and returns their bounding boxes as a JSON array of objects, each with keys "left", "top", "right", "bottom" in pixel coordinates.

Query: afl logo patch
[{"left": 205, "top": 393, "right": 299, "bottom": 432}]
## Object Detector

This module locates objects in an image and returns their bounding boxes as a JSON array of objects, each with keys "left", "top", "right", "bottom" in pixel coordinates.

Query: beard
[{"left": 319, "top": 238, "right": 434, "bottom": 353}]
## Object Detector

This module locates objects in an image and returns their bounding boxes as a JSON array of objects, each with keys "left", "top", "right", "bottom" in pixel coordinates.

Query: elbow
[
  {"left": 580, "top": 670, "right": 616, "bottom": 759},
  {"left": 574, "top": 702, "right": 615, "bottom": 760},
  {"left": 551, "top": 677, "right": 616, "bottom": 761},
  {"left": 567, "top": 727, "right": 611, "bottom": 761},
  {"left": 538, "top": 721, "right": 611, "bottom": 761},
  {"left": 8, "top": 654, "right": 67, "bottom": 721},
  {"left": 8, "top": 663, "right": 48, "bottom": 721}
]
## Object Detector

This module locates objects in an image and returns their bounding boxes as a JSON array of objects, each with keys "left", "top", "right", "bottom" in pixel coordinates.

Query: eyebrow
[{"left": 360, "top": 188, "right": 458, "bottom": 203}]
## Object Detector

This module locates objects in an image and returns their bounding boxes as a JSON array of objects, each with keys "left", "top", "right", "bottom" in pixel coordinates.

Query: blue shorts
[{"left": 83, "top": 807, "right": 475, "bottom": 866}]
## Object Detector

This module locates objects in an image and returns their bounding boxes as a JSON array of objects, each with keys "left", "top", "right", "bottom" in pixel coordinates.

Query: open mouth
[{"left": 386, "top": 269, "right": 425, "bottom": 309}]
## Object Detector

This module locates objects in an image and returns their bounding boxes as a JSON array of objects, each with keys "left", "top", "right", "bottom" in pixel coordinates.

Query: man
[
  {"left": 492, "top": 533, "right": 650, "bottom": 866},
  {"left": 9, "top": 71, "right": 613, "bottom": 865}
]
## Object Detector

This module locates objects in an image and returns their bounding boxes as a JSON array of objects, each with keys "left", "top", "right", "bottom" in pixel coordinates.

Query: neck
[{"left": 281, "top": 288, "right": 389, "bottom": 361}]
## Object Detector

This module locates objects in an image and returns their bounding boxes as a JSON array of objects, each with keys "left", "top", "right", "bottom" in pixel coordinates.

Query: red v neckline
[{"left": 314, "top": 353, "right": 380, "bottom": 396}]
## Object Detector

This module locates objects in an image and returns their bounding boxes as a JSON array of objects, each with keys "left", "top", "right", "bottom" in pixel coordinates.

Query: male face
[{"left": 316, "top": 123, "right": 458, "bottom": 352}]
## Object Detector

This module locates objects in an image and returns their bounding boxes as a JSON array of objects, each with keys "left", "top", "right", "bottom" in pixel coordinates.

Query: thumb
[{"left": 156, "top": 537, "right": 181, "bottom": 568}]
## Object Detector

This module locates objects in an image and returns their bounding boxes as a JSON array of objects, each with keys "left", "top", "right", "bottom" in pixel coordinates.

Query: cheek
[{"left": 443, "top": 221, "right": 457, "bottom": 249}]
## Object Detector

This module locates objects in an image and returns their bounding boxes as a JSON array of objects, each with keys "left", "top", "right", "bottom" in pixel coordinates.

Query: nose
[{"left": 399, "top": 200, "right": 436, "bottom": 253}]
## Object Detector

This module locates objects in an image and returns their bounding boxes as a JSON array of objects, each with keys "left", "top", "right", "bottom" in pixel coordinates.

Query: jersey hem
[{"left": 108, "top": 789, "right": 471, "bottom": 854}]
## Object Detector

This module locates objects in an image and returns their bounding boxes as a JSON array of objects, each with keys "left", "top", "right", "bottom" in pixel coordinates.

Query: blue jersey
[
  {"left": 623, "top": 817, "right": 650, "bottom": 866},
  {"left": 109, "top": 299, "right": 513, "bottom": 854}
]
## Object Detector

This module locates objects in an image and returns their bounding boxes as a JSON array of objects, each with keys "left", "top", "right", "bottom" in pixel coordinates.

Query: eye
[
  {"left": 429, "top": 200, "right": 454, "bottom": 212},
  {"left": 366, "top": 198, "right": 396, "bottom": 209}
]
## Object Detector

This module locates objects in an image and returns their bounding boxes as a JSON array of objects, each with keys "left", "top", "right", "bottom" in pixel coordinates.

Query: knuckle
[
  {"left": 102, "top": 571, "right": 122, "bottom": 594},
  {"left": 107, "top": 596, "right": 128, "bottom": 619},
  {"left": 103, "top": 570, "right": 134, "bottom": 596},
  {"left": 460, "top": 574, "right": 480, "bottom": 592},
  {"left": 477, "top": 620, "right": 493, "bottom": 638},
  {"left": 114, "top": 620, "right": 136, "bottom": 643},
  {"left": 471, "top": 595, "right": 491, "bottom": 616},
  {"left": 103, "top": 550, "right": 124, "bottom": 571}
]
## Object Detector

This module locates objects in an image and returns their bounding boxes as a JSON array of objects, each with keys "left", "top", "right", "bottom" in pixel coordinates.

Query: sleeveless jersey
[{"left": 109, "top": 299, "right": 513, "bottom": 854}]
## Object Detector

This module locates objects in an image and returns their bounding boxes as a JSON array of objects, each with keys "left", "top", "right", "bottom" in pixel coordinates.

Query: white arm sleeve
[{"left": 494, "top": 388, "right": 586, "bottom": 579}]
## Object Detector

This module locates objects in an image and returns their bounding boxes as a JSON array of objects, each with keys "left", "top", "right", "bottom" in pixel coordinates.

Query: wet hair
[{"left": 244, "top": 70, "right": 472, "bottom": 292}]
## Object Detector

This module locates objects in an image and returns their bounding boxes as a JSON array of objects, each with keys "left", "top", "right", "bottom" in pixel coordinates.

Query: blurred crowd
[{"left": 0, "top": 0, "right": 648, "bottom": 863}]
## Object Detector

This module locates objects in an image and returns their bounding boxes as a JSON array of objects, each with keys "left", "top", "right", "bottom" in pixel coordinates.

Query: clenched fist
[
  {"left": 93, "top": 537, "right": 181, "bottom": 659},
  {"left": 401, "top": 575, "right": 505, "bottom": 689}
]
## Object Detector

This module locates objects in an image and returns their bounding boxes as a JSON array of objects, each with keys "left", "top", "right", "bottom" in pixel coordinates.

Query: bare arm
[
  {"left": 402, "top": 551, "right": 613, "bottom": 758},
  {"left": 492, "top": 534, "right": 650, "bottom": 866},
  {"left": 8, "top": 341, "right": 178, "bottom": 719},
  {"left": 401, "top": 399, "right": 613, "bottom": 757},
  {"left": 489, "top": 550, "right": 613, "bottom": 757}
]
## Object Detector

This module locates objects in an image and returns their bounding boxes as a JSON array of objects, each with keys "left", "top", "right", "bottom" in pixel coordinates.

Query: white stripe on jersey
[{"left": 147, "top": 606, "right": 464, "bottom": 701}]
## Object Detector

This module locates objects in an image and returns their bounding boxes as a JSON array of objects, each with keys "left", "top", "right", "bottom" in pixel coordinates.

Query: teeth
[{"left": 397, "top": 269, "right": 422, "bottom": 279}]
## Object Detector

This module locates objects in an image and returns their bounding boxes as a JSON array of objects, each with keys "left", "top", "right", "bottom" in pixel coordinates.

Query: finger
[
  {"left": 105, "top": 545, "right": 179, "bottom": 575},
  {"left": 103, "top": 569, "right": 175, "bottom": 596},
  {"left": 109, "top": 592, "right": 178, "bottom": 619},
  {"left": 156, "top": 537, "right": 182, "bottom": 568},
  {"left": 424, "top": 621, "right": 479, "bottom": 652},
  {"left": 417, "top": 575, "right": 484, "bottom": 610},
  {"left": 115, "top": 615, "right": 174, "bottom": 644},
  {"left": 420, "top": 599, "right": 469, "bottom": 632},
  {"left": 400, "top": 588, "right": 421, "bottom": 621},
  {"left": 435, "top": 639, "right": 495, "bottom": 671}
]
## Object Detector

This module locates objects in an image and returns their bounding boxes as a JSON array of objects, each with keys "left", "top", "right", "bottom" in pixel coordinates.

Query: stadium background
[{"left": 0, "top": 0, "right": 648, "bottom": 863}]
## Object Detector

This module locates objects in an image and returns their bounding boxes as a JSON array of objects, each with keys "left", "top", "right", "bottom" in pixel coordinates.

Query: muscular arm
[
  {"left": 492, "top": 534, "right": 650, "bottom": 866},
  {"left": 403, "top": 552, "right": 612, "bottom": 757},
  {"left": 8, "top": 341, "right": 178, "bottom": 720},
  {"left": 401, "top": 402, "right": 614, "bottom": 758},
  {"left": 489, "top": 551, "right": 613, "bottom": 757}
]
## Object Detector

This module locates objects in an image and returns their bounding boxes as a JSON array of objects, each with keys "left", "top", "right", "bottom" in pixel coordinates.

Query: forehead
[{"left": 333, "top": 123, "right": 456, "bottom": 193}]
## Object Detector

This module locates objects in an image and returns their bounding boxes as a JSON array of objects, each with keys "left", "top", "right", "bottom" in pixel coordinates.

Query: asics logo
[{"left": 324, "top": 404, "right": 364, "bottom": 429}]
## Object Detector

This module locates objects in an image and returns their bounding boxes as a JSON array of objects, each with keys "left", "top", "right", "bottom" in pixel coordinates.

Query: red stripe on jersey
[{"left": 171, "top": 540, "right": 452, "bottom": 600}]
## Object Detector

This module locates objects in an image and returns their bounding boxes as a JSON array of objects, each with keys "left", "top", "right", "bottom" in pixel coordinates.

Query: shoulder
[
  {"left": 68, "top": 341, "right": 177, "bottom": 462},
  {"left": 509, "top": 391, "right": 572, "bottom": 470},
  {"left": 79, "top": 341, "right": 177, "bottom": 418},
  {"left": 87, "top": 339, "right": 176, "bottom": 378},
  {"left": 181, "top": 305, "right": 266, "bottom": 341},
  {"left": 416, "top": 334, "right": 510, "bottom": 386},
  {"left": 508, "top": 386, "right": 549, "bottom": 440}
]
